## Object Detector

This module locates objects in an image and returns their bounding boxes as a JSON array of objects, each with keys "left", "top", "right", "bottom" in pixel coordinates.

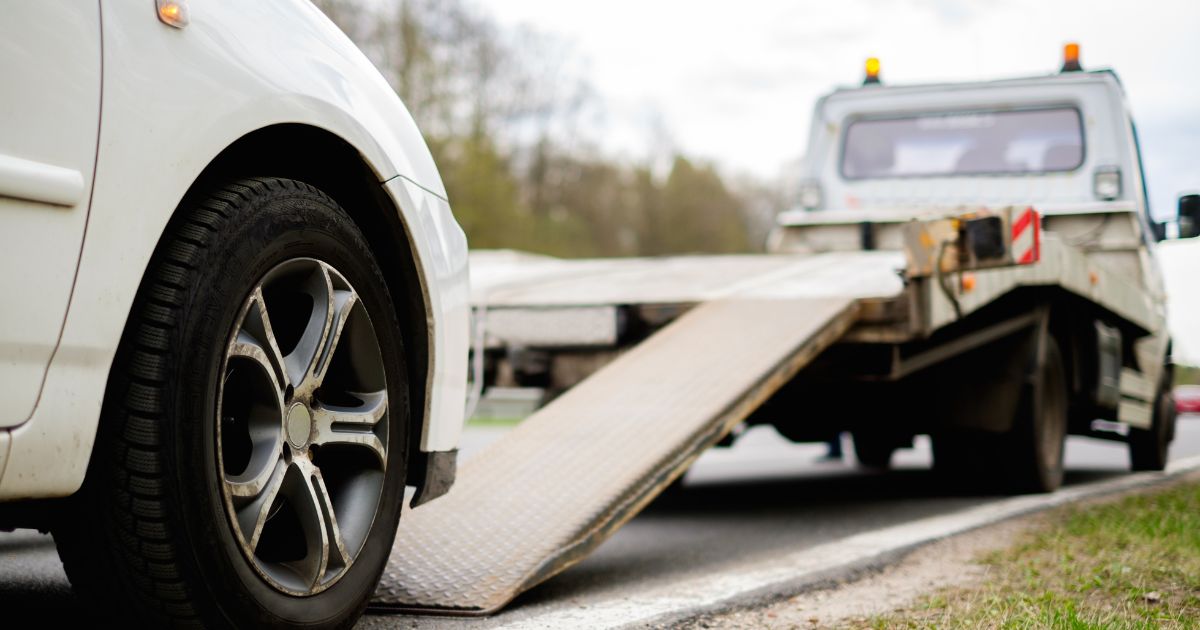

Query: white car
[{"left": 0, "top": 1, "right": 469, "bottom": 626}]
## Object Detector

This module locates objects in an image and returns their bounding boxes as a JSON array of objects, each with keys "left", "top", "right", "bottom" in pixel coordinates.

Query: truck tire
[
  {"left": 996, "top": 335, "right": 1068, "bottom": 493},
  {"left": 1129, "top": 371, "right": 1175, "bottom": 471},
  {"left": 851, "top": 433, "right": 898, "bottom": 469},
  {"left": 53, "top": 178, "right": 409, "bottom": 628}
]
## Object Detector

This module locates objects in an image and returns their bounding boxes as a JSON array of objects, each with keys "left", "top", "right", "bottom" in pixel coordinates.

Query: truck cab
[{"left": 774, "top": 61, "right": 1163, "bottom": 287}]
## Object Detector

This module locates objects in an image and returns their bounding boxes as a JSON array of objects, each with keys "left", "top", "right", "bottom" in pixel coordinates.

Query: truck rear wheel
[
  {"left": 996, "top": 336, "right": 1067, "bottom": 493},
  {"left": 1129, "top": 371, "right": 1175, "bottom": 471}
]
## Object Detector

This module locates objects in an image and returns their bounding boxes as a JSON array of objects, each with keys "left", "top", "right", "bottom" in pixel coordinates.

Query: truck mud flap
[{"left": 371, "top": 297, "right": 859, "bottom": 615}]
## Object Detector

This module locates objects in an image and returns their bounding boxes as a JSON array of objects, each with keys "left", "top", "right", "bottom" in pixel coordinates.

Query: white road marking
[{"left": 502, "top": 454, "right": 1200, "bottom": 629}]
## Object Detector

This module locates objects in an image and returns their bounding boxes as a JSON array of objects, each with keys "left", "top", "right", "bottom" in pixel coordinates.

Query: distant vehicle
[
  {"left": 1176, "top": 385, "right": 1200, "bottom": 414},
  {"left": 0, "top": 2, "right": 468, "bottom": 627}
]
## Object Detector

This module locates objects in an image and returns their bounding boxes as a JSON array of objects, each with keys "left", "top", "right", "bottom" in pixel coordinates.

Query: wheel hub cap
[{"left": 286, "top": 403, "right": 312, "bottom": 450}]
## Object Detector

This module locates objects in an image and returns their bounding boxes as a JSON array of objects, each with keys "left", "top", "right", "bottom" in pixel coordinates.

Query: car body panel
[
  {"left": 384, "top": 177, "right": 470, "bottom": 452},
  {"left": 0, "top": 1, "right": 102, "bottom": 428},
  {"left": 0, "top": 0, "right": 468, "bottom": 499}
]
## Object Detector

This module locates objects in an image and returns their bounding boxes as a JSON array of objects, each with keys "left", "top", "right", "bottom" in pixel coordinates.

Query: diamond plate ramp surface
[{"left": 373, "top": 298, "right": 858, "bottom": 614}]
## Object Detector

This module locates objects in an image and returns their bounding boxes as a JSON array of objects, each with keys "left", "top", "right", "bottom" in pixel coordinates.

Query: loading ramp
[{"left": 372, "top": 297, "right": 858, "bottom": 614}]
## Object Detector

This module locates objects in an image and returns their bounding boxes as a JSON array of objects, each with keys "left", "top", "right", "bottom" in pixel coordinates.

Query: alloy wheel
[{"left": 216, "top": 258, "right": 389, "bottom": 595}]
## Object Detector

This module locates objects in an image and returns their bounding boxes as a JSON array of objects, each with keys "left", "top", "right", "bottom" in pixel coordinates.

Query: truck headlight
[
  {"left": 1093, "top": 166, "right": 1122, "bottom": 201},
  {"left": 799, "top": 180, "right": 822, "bottom": 210}
]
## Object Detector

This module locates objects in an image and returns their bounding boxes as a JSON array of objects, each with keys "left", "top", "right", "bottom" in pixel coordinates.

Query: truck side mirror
[
  {"left": 1180, "top": 194, "right": 1200, "bottom": 239},
  {"left": 1151, "top": 222, "right": 1168, "bottom": 242}
]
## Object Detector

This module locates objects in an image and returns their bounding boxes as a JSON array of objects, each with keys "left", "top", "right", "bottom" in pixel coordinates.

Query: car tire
[
  {"left": 1129, "top": 369, "right": 1175, "bottom": 472},
  {"left": 53, "top": 177, "right": 409, "bottom": 628}
]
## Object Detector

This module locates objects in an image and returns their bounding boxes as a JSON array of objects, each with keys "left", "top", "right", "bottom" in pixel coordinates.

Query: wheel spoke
[
  {"left": 225, "top": 445, "right": 285, "bottom": 498},
  {"left": 223, "top": 329, "right": 286, "bottom": 490},
  {"left": 282, "top": 269, "right": 333, "bottom": 390},
  {"left": 311, "top": 390, "right": 387, "bottom": 467},
  {"left": 313, "top": 286, "right": 357, "bottom": 389},
  {"left": 233, "top": 457, "right": 287, "bottom": 552},
  {"left": 284, "top": 265, "right": 357, "bottom": 394},
  {"left": 280, "top": 461, "right": 330, "bottom": 590},
  {"left": 244, "top": 288, "right": 291, "bottom": 390},
  {"left": 310, "top": 468, "right": 351, "bottom": 575},
  {"left": 227, "top": 330, "right": 286, "bottom": 401}
]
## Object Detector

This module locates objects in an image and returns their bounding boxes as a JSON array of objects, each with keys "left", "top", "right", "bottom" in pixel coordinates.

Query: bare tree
[{"left": 310, "top": 0, "right": 761, "bottom": 258}]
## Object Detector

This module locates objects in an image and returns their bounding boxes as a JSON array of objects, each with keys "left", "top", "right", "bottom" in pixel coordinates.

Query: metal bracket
[{"left": 883, "top": 310, "right": 1044, "bottom": 381}]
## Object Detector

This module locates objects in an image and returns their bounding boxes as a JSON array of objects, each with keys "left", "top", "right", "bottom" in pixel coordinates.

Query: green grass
[
  {"left": 1177, "top": 364, "right": 1200, "bottom": 387},
  {"left": 465, "top": 416, "right": 524, "bottom": 428},
  {"left": 868, "top": 479, "right": 1200, "bottom": 629}
]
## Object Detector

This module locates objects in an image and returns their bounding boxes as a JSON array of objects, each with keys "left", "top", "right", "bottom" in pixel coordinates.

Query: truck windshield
[{"left": 841, "top": 107, "right": 1084, "bottom": 179}]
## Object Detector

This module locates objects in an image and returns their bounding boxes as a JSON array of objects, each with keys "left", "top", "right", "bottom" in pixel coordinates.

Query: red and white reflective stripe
[{"left": 1011, "top": 206, "right": 1041, "bottom": 265}]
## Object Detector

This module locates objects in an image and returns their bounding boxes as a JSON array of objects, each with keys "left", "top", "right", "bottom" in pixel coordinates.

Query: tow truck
[{"left": 370, "top": 45, "right": 1200, "bottom": 615}]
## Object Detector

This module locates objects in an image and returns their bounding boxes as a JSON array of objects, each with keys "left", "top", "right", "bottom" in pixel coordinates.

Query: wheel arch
[{"left": 185, "top": 124, "right": 433, "bottom": 480}]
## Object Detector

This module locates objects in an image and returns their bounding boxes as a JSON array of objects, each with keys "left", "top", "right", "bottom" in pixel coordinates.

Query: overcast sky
[
  {"left": 480, "top": 0, "right": 1199, "bottom": 216},
  {"left": 478, "top": 0, "right": 1200, "bottom": 363}
]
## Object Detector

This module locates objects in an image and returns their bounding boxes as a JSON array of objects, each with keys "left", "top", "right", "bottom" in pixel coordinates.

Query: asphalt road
[{"left": 2, "top": 417, "right": 1197, "bottom": 627}]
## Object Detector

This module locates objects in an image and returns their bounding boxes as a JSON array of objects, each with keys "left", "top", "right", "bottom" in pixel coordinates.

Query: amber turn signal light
[
  {"left": 1061, "top": 42, "right": 1082, "bottom": 72},
  {"left": 157, "top": 0, "right": 190, "bottom": 28},
  {"left": 863, "top": 57, "right": 881, "bottom": 85}
]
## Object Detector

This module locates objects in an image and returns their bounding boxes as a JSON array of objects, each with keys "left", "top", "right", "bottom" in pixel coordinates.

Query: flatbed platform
[{"left": 469, "top": 250, "right": 907, "bottom": 307}]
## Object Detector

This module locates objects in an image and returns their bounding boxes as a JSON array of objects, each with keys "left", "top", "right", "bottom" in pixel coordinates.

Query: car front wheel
[{"left": 54, "top": 177, "right": 409, "bottom": 628}]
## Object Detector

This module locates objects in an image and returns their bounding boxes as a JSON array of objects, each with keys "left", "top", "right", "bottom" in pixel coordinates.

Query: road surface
[{"left": 2, "top": 417, "right": 1197, "bottom": 627}]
